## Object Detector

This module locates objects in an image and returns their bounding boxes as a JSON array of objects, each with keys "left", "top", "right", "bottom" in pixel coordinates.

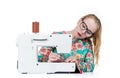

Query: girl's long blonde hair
[{"left": 82, "top": 14, "right": 102, "bottom": 64}]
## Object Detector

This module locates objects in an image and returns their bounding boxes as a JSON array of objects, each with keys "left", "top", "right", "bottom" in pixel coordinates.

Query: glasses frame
[{"left": 79, "top": 19, "right": 94, "bottom": 37}]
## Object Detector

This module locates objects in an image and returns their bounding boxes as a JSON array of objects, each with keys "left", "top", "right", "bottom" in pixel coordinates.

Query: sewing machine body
[{"left": 16, "top": 33, "right": 75, "bottom": 74}]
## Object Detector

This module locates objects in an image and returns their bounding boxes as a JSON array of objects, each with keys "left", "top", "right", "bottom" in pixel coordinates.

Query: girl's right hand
[
  {"left": 48, "top": 52, "right": 62, "bottom": 62},
  {"left": 65, "top": 56, "right": 76, "bottom": 63}
]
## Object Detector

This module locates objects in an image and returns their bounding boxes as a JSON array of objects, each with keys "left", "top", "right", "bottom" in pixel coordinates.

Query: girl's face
[{"left": 74, "top": 18, "right": 98, "bottom": 39}]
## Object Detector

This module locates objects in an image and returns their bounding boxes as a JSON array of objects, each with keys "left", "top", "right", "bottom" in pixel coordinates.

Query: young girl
[{"left": 38, "top": 14, "right": 102, "bottom": 73}]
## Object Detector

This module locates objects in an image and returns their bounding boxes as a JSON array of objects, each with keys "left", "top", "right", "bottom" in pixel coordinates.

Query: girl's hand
[
  {"left": 48, "top": 52, "right": 63, "bottom": 62},
  {"left": 65, "top": 56, "right": 77, "bottom": 63}
]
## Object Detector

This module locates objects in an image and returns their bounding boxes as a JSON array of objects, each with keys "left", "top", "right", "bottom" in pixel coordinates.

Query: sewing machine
[{"left": 16, "top": 33, "right": 76, "bottom": 74}]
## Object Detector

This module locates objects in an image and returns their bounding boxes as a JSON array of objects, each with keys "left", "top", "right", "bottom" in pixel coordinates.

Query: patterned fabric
[{"left": 38, "top": 31, "right": 94, "bottom": 72}]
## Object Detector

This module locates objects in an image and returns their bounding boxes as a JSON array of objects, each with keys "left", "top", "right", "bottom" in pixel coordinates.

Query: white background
[{"left": 0, "top": 0, "right": 120, "bottom": 78}]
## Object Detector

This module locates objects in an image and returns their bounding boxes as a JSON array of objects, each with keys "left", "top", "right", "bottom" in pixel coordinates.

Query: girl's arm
[
  {"left": 76, "top": 40, "right": 95, "bottom": 72},
  {"left": 77, "top": 51, "right": 95, "bottom": 72},
  {"left": 38, "top": 46, "right": 52, "bottom": 62}
]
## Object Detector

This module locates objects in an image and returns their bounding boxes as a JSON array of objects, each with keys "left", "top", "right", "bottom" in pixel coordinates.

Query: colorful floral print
[{"left": 38, "top": 31, "right": 94, "bottom": 72}]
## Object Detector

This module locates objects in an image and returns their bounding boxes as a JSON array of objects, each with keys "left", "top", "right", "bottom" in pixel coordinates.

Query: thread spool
[{"left": 32, "top": 22, "right": 39, "bottom": 33}]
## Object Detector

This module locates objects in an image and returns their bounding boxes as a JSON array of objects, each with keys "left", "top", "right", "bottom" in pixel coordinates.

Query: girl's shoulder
[
  {"left": 78, "top": 38, "right": 92, "bottom": 44},
  {"left": 75, "top": 38, "right": 93, "bottom": 49}
]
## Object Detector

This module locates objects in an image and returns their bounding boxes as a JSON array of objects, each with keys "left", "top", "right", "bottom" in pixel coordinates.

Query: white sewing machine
[{"left": 16, "top": 33, "right": 75, "bottom": 74}]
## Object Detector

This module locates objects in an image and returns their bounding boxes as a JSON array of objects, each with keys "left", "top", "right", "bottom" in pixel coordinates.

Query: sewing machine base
[{"left": 17, "top": 61, "right": 75, "bottom": 74}]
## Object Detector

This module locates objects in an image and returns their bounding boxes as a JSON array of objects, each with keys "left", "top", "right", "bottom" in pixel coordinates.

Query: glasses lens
[
  {"left": 80, "top": 23, "right": 87, "bottom": 30},
  {"left": 86, "top": 30, "right": 92, "bottom": 36}
]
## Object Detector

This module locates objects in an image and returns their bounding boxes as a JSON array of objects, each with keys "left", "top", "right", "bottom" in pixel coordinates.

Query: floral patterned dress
[{"left": 38, "top": 31, "right": 94, "bottom": 72}]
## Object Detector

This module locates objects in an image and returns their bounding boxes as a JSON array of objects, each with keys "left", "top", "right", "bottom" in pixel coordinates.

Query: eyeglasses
[{"left": 79, "top": 19, "right": 93, "bottom": 37}]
